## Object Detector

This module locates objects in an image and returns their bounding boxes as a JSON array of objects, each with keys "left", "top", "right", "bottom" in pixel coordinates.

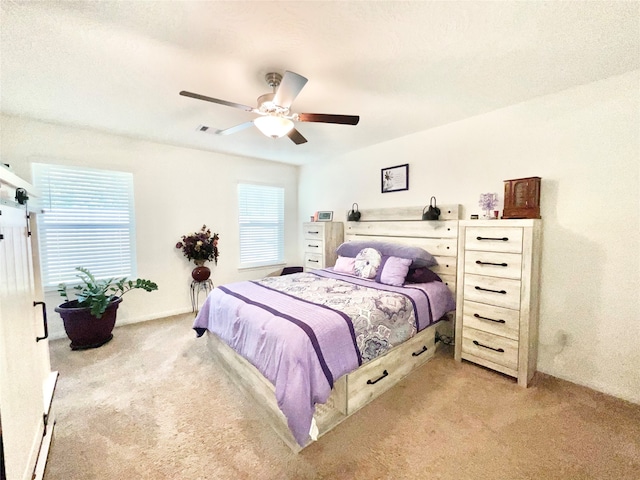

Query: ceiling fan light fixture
[
  {"left": 254, "top": 115, "right": 294, "bottom": 139},
  {"left": 180, "top": 70, "right": 359, "bottom": 145}
]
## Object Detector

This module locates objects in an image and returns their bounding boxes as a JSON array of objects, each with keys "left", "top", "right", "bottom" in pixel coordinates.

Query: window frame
[
  {"left": 237, "top": 182, "right": 285, "bottom": 270},
  {"left": 31, "top": 162, "right": 137, "bottom": 290}
]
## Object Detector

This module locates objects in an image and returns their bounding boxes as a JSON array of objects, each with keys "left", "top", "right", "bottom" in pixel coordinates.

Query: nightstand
[{"left": 303, "top": 222, "right": 344, "bottom": 270}]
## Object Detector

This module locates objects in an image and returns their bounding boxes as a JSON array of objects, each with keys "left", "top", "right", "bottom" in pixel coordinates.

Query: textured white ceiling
[{"left": 1, "top": 1, "right": 638, "bottom": 165}]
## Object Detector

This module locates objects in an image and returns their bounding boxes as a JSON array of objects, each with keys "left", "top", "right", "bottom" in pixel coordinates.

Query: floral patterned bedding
[
  {"left": 257, "top": 269, "right": 447, "bottom": 363},
  {"left": 193, "top": 268, "right": 455, "bottom": 446}
]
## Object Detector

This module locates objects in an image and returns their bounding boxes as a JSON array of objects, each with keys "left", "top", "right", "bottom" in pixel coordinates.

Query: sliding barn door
[{"left": 0, "top": 203, "right": 46, "bottom": 480}]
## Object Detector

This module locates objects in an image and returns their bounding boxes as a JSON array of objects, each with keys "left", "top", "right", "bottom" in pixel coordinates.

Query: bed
[{"left": 193, "top": 206, "right": 460, "bottom": 452}]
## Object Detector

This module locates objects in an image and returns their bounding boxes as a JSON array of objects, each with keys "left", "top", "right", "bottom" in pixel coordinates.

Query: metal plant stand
[{"left": 191, "top": 279, "right": 213, "bottom": 314}]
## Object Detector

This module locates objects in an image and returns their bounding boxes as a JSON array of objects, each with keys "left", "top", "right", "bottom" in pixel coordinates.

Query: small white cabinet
[
  {"left": 302, "top": 222, "right": 344, "bottom": 270},
  {"left": 454, "top": 219, "right": 542, "bottom": 387}
]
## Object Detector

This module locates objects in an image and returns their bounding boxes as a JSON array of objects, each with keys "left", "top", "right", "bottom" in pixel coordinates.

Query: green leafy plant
[{"left": 58, "top": 267, "right": 158, "bottom": 318}]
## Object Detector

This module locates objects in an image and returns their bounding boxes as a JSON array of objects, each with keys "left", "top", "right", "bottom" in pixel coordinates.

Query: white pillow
[{"left": 354, "top": 248, "right": 382, "bottom": 279}]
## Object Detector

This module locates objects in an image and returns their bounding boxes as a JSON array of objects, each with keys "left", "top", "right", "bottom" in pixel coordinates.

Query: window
[
  {"left": 32, "top": 163, "right": 136, "bottom": 288},
  {"left": 238, "top": 183, "right": 284, "bottom": 268}
]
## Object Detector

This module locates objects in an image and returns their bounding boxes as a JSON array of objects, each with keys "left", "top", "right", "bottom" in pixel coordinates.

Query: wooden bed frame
[{"left": 202, "top": 205, "right": 460, "bottom": 452}]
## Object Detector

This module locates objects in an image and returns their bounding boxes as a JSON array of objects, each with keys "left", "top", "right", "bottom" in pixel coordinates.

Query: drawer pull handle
[
  {"left": 477, "top": 236, "right": 509, "bottom": 241},
  {"left": 473, "top": 340, "right": 504, "bottom": 353},
  {"left": 474, "top": 286, "right": 507, "bottom": 294},
  {"left": 475, "top": 260, "right": 508, "bottom": 267},
  {"left": 411, "top": 345, "right": 428, "bottom": 357},
  {"left": 474, "top": 313, "right": 506, "bottom": 324},
  {"left": 367, "top": 370, "right": 389, "bottom": 385},
  {"left": 308, "top": 244, "right": 319, "bottom": 248},
  {"left": 307, "top": 231, "right": 319, "bottom": 234},
  {"left": 309, "top": 259, "right": 319, "bottom": 263}
]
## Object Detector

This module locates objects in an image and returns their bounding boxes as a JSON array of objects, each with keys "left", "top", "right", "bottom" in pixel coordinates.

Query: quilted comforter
[{"left": 193, "top": 268, "right": 455, "bottom": 446}]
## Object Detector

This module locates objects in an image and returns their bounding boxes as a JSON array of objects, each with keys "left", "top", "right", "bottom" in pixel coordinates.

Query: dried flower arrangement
[
  {"left": 176, "top": 225, "right": 220, "bottom": 264},
  {"left": 479, "top": 193, "right": 499, "bottom": 218}
]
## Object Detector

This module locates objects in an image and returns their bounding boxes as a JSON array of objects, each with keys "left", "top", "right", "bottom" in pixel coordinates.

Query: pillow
[
  {"left": 405, "top": 267, "right": 442, "bottom": 284},
  {"left": 336, "top": 241, "right": 436, "bottom": 268},
  {"left": 375, "top": 256, "right": 412, "bottom": 286},
  {"left": 333, "top": 256, "right": 356, "bottom": 275},
  {"left": 354, "top": 248, "right": 382, "bottom": 279}
]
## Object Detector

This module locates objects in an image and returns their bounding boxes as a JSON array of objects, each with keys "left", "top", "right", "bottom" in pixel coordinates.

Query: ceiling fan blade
[
  {"left": 273, "top": 71, "right": 308, "bottom": 108},
  {"left": 215, "top": 121, "right": 255, "bottom": 135},
  {"left": 179, "top": 91, "right": 255, "bottom": 112},
  {"left": 297, "top": 113, "right": 360, "bottom": 125},
  {"left": 287, "top": 128, "right": 308, "bottom": 145}
]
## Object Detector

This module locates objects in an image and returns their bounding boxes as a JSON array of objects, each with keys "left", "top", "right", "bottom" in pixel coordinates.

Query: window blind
[
  {"left": 32, "top": 163, "right": 136, "bottom": 288},
  {"left": 238, "top": 183, "right": 284, "bottom": 268}
]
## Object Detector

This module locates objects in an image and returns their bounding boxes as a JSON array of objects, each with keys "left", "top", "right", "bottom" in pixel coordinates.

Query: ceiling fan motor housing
[
  {"left": 265, "top": 72, "right": 283, "bottom": 89},
  {"left": 257, "top": 92, "right": 289, "bottom": 116}
]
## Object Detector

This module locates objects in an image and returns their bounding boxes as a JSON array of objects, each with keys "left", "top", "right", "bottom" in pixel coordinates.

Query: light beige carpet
[{"left": 44, "top": 314, "right": 640, "bottom": 480}]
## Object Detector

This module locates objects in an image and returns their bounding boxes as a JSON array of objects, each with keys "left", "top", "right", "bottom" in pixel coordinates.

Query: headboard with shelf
[{"left": 344, "top": 205, "right": 461, "bottom": 294}]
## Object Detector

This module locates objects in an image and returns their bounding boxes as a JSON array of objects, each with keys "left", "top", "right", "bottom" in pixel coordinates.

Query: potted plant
[
  {"left": 55, "top": 267, "right": 158, "bottom": 350},
  {"left": 175, "top": 225, "right": 220, "bottom": 281}
]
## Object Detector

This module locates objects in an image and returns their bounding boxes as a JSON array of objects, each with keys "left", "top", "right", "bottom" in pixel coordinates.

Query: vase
[
  {"left": 55, "top": 296, "right": 122, "bottom": 350},
  {"left": 192, "top": 260, "right": 211, "bottom": 282}
]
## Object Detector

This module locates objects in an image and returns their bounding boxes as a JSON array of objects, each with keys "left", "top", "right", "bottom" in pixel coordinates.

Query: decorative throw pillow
[
  {"left": 333, "top": 256, "right": 356, "bottom": 275},
  {"left": 405, "top": 267, "right": 442, "bottom": 284},
  {"left": 336, "top": 241, "right": 437, "bottom": 268},
  {"left": 354, "top": 248, "right": 382, "bottom": 279},
  {"left": 375, "top": 256, "right": 412, "bottom": 286}
]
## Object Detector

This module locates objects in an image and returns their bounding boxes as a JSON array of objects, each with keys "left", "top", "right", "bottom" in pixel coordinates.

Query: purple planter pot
[{"left": 55, "top": 297, "right": 123, "bottom": 350}]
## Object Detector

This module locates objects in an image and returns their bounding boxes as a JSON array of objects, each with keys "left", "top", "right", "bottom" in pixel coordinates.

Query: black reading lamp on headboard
[
  {"left": 347, "top": 203, "right": 361, "bottom": 221},
  {"left": 422, "top": 196, "right": 440, "bottom": 220},
  {"left": 15, "top": 187, "right": 29, "bottom": 205}
]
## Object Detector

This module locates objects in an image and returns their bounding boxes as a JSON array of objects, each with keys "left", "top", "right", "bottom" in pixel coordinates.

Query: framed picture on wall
[{"left": 381, "top": 164, "right": 409, "bottom": 193}]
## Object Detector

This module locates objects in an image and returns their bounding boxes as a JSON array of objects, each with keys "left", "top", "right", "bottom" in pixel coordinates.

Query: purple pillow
[
  {"left": 333, "top": 256, "right": 356, "bottom": 275},
  {"left": 405, "top": 267, "right": 442, "bottom": 284},
  {"left": 336, "top": 241, "right": 436, "bottom": 268},
  {"left": 375, "top": 256, "right": 412, "bottom": 286}
]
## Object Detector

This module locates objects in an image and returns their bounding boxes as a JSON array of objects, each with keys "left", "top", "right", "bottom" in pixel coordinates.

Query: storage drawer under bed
[{"left": 345, "top": 327, "right": 436, "bottom": 415}]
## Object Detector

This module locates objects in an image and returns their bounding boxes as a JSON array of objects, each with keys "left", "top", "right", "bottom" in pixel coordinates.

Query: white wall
[
  {"left": 1, "top": 115, "right": 299, "bottom": 340},
  {"left": 2, "top": 71, "right": 637, "bottom": 404},
  {"left": 299, "top": 71, "right": 640, "bottom": 404}
]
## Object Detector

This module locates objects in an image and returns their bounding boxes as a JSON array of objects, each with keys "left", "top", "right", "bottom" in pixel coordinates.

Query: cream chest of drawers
[
  {"left": 303, "top": 222, "right": 344, "bottom": 270},
  {"left": 454, "top": 219, "right": 542, "bottom": 387}
]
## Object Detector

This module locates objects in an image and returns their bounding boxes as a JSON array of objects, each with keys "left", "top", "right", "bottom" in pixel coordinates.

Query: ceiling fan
[{"left": 180, "top": 71, "right": 359, "bottom": 145}]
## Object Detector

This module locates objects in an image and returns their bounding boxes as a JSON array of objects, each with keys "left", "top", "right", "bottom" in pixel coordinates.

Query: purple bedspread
[{"left": 193, "top": 269, "right": 455, "bottom": 446}]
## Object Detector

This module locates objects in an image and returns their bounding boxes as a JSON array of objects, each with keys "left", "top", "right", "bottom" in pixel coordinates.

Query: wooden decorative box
[{"left": 503, "top": 177, "right": 541, "bottom": 219}]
